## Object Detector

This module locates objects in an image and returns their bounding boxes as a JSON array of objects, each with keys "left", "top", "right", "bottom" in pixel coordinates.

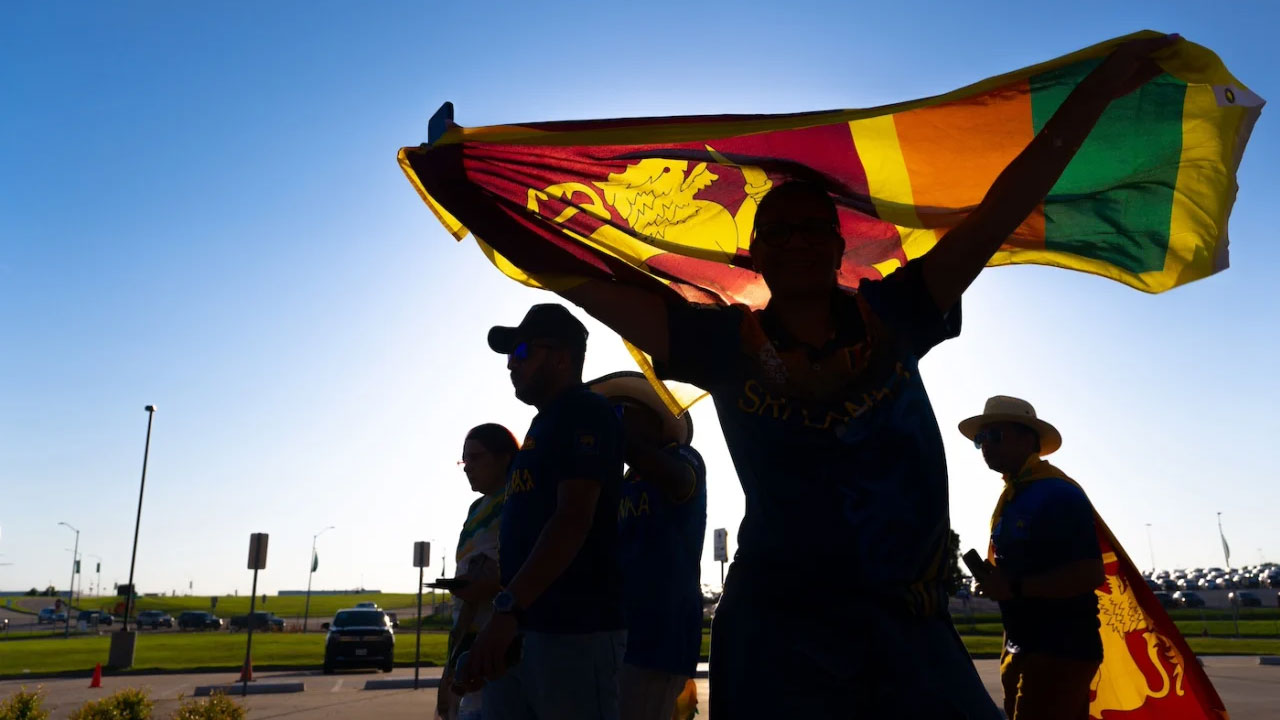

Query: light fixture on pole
[
  {"left": 58, "top": 522, "right": 79, "bottom": 638},
  {"left": 302, "top": 525, "right": 335, "bottom": 633}
]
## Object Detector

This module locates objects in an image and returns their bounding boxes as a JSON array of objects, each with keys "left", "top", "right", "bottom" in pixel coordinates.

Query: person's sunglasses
[
  {"left": 973, "top": 428, "right": 1003, "bottom": 449},
  {"left": 754, "top": 219, "right": 840, "bottom": 248},
  {"left": 508, "top": 340, "right": 558, "bottom": 361}
]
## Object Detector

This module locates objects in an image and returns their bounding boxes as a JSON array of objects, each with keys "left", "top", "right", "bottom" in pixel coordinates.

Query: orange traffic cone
[
  {"left": 238, "top": 658, "right": 253, "bottom": 682},
  {"left": 88, "top": 663, "right": 103, "bottom": 689}
]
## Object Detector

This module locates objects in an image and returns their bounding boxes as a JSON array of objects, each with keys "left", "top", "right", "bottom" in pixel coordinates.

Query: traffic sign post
[
  {"left": 242, "top": 533, "right": 268, "bottom": 697},
  {"left": 413, "top": 541, "right": 430, "bottom": 690}
]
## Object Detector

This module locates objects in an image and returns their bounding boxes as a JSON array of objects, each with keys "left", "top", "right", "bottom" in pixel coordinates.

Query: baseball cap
[{"left": 487, "top": 304, "right": 589, "bottom": 354}]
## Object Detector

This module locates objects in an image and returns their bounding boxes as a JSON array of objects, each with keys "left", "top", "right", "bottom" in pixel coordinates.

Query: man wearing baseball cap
[
  {"left": 959, "top": 396, "right": 1104, "bottom": 720},
  {"left": 465, "top": 303, "right": 627, "bottom": 720},
  {"left": 588, "top": 371, "right": 706, "bottom": 720}
]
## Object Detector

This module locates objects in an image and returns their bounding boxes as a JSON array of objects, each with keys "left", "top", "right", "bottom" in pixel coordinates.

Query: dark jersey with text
[
  {"left": 618, "top": 444, "right": 707, "bottom": 675},
  {"left": 658, "top": 260, "right": 959, "bottom": 614},
  {"left": 500, "top": 385, "right": 626, "bottom": 633}
]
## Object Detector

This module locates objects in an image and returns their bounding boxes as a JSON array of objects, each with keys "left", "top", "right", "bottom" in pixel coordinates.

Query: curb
[
  {"left": 1258, "top": 656, "right": 1280, "bottom": 666},
  {"left": 194, "top": 683, "right": 305, "bottom": 696}
]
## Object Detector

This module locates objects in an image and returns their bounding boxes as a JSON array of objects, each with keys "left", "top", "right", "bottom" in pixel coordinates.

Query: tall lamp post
[
  {"left": 1145, "top": 523, "right": 1155, "bottom": 573},
  {"left": 302, "top": 525, "right": 334, "bottom": 633},
  {"left": 58, "top": 522, "right": 79, "bottom": 638},
  {"left": 110, "top": 405, "right": 156, "bottom": 669}
]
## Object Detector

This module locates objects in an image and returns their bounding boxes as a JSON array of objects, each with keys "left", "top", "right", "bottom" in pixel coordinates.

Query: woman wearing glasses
[{"left": 437, "top": 423, "right": 518, "bottom": 720}]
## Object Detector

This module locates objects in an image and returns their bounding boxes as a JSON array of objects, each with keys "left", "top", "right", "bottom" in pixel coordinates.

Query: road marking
[{"left": 331, "top": 678, "right": 344, "bottom": 692}]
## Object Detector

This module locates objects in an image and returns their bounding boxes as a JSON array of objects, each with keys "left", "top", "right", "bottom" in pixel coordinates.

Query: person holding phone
[
  {"left": 437, "top": 423, "right": 518, "bottom": 720},
  {"left": 958, "top": 396, "right": 1104, "bottom": 720}
]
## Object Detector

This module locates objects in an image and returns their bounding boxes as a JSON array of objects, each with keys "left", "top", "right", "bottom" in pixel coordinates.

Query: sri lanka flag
[{"left": 398, "top": 30, "right": 1261, "bottom": 414}]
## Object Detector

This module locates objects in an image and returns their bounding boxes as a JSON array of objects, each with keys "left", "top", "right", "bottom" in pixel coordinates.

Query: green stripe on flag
[{"left": 1032, "top": 60, "right": 1187, "bottom": 274}]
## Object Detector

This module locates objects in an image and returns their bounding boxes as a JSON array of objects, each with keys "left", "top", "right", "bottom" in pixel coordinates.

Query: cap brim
[
  {"left": 487, "top": 326, "right": 521, "bottom": 354},
  {"left": 588, "top": 371, "right": 692, "bottom": 445}
]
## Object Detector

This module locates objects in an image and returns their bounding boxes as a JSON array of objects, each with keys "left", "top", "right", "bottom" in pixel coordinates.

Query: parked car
[
  {"left": 1173, "top": 591, "right": 1205, "bottom": 608},
  {"left": 178, "top": 611, "right": 225, "bottom": 630},
  {"left": 322, "top": 609, "right": 395, "bottom": 673},
  {"left": 37, "top": 608, "right": 63, "bottom": 624},
  {"left": 384, "top": 611, "right": 399, "bottom": 628},
  {"left": 1152, "top": 592, "right": 1178, "bottom": 610},
  {"left": 354, "top": 602, "right": 380, "bottom": 610},
  {"left": 77, "top": 610, "right": 113, "bottom": 627},
  {"left": 1230, "top": 591, "right": 1263, "bottom": 608},
  {"left": 229, "top": 611, "right": 286, "bottom": 632},
  {"left": 136, "top": 610, "right": 174, "bottom": 629},
  {"left": 1160, "top": 579, "right": 1178, "bottom": 592}
]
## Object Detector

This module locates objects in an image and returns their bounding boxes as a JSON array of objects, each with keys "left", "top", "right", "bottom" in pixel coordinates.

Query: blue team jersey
[
  {"left": 618, "top": 444, "right": 707, "bottom": 675},
  {"left": 499, "top": 385, "right": 626, "bottom": 633},
  {"left": 992, "top": 476, "right": 1102, "bottom": 660}
]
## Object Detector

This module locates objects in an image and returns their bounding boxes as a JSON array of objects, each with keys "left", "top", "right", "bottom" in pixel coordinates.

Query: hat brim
[
  {"left": 487, "top": 326, "right": 521, "bottom": 354},
  {"left": 588, "top": 371, "right": 692, "bottom": 446},
  {"left": 958, "top": 413, "right": 1062, "bottom": 455}
]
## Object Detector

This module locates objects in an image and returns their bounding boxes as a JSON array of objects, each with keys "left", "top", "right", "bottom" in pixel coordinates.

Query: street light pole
[
  {"left": 302, "top": 525, "right": 334, "bottom": 633},
  {"left": 1145, "top": 523, "right": 1155, "bottom": 573},
  {"left": 122, "top": 405, "right": 157, "bottom": 633},
  {"left": 58, "top": 522, "right": 79, "bottom": 638}
]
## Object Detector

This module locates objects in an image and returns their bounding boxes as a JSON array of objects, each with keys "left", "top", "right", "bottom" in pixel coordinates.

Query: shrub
[
  {"left": 0, "top": 687, "right": 49, "bottom": 720},
  {"left": 68, "top": 688, "right": 153, "bottom": 720},
  {"left": 170, "top": 693, "right": 245, "bottom": 720}
]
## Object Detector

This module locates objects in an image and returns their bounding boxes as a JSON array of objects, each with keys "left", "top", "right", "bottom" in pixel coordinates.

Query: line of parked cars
[{"left": 1145, "top": 563, "right": 1280, "bottom": 593}]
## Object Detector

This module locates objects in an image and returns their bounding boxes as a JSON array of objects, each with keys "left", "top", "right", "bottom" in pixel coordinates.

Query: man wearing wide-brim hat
[
  {"left": 958, "top": 396, "right": 1104, "bottom": 720},
  {"left": 589, "top": 371, "right": 706, "bottom": 720}
]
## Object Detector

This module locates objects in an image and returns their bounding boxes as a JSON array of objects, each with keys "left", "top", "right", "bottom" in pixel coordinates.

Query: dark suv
[
  {"left": 323, "top": 609, "right": 395, "bottom": 673},
  {"left": 178, "top": 611, "right": 225, "bottom": 630},
  {"left": 136, "top": 610, "right": 174, "bottom": 629}
]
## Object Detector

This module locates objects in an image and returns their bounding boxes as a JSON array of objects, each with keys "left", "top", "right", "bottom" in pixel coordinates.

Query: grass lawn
[
  {"left": 73, "top": 593, "right": 425, "bottom": 618},
  {"left": 6, "top": 624, "right": 1280, "bottom": 678},
  {"left": 0, "top": 631, "right": 452, "bottom": 676}
]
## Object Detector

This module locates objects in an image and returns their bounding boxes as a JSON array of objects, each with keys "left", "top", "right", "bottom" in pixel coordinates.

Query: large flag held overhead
[{"left": 399, "top": 31, "right": 1261, "bottom": 413}]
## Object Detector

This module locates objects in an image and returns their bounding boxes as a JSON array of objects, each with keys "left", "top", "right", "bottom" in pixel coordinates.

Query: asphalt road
[{"left": 2, "top": 657, "right": 1276, "bottom": 720}]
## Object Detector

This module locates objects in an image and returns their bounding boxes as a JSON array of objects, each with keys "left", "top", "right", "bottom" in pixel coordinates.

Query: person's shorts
[{"left": 482, "top": 629, "right": 626, "bottom": 720}]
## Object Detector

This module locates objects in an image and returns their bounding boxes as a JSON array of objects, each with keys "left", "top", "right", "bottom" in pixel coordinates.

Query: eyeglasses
[
  {"left": 508, "top": 340, "right": 559, "bottom": 362},
  {"left": 753, "top": 219, "right": 840, "bottom": 248},
  {"left": 457, "top": 450, "right": 490, "bottom": 468},
  {"left": 973, "top": 429, "right": 1003, "bottom": 449}
]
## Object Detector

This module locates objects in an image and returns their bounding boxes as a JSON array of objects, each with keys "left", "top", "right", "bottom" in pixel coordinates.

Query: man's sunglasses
[
  {"left": 973, "top": 428, "right": 1003, "bottom": 449},
  {"left": 508, "top": 340, "right": 559, "bottom": 361},
  {"left": 753, "top": 219, "right": 840, "bottom": 248}
]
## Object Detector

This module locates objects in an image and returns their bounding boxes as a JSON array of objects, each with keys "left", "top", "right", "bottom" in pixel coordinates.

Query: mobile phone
[
  {"left": 962, "top": 549, "right": 990, "bottom": 579},
  {"left": 427, "top": 578, "right": 471, "bottom": 592}
]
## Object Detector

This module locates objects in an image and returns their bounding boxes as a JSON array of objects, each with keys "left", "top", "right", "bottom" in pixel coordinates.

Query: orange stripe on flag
[{"left": 894, "top": 82, "right": 1045, "bottom": 246}]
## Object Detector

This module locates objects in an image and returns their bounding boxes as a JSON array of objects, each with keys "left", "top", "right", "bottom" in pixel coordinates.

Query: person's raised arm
[
  {"left": 922, "top": 34, "right": 1179, "bottom": 312},
  {"left": 560, "top": 280, "right": 671, "bottom": 364}
]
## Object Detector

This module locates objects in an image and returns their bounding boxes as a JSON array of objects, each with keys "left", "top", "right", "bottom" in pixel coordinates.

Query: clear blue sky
[{"left": 2, "top": 0, "right": 1276, "bottom": 598}]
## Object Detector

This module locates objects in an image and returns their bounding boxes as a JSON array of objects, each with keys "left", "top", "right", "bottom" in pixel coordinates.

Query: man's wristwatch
[{"left": 492, "top": 590, "right": 523, "bottom": 620}]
